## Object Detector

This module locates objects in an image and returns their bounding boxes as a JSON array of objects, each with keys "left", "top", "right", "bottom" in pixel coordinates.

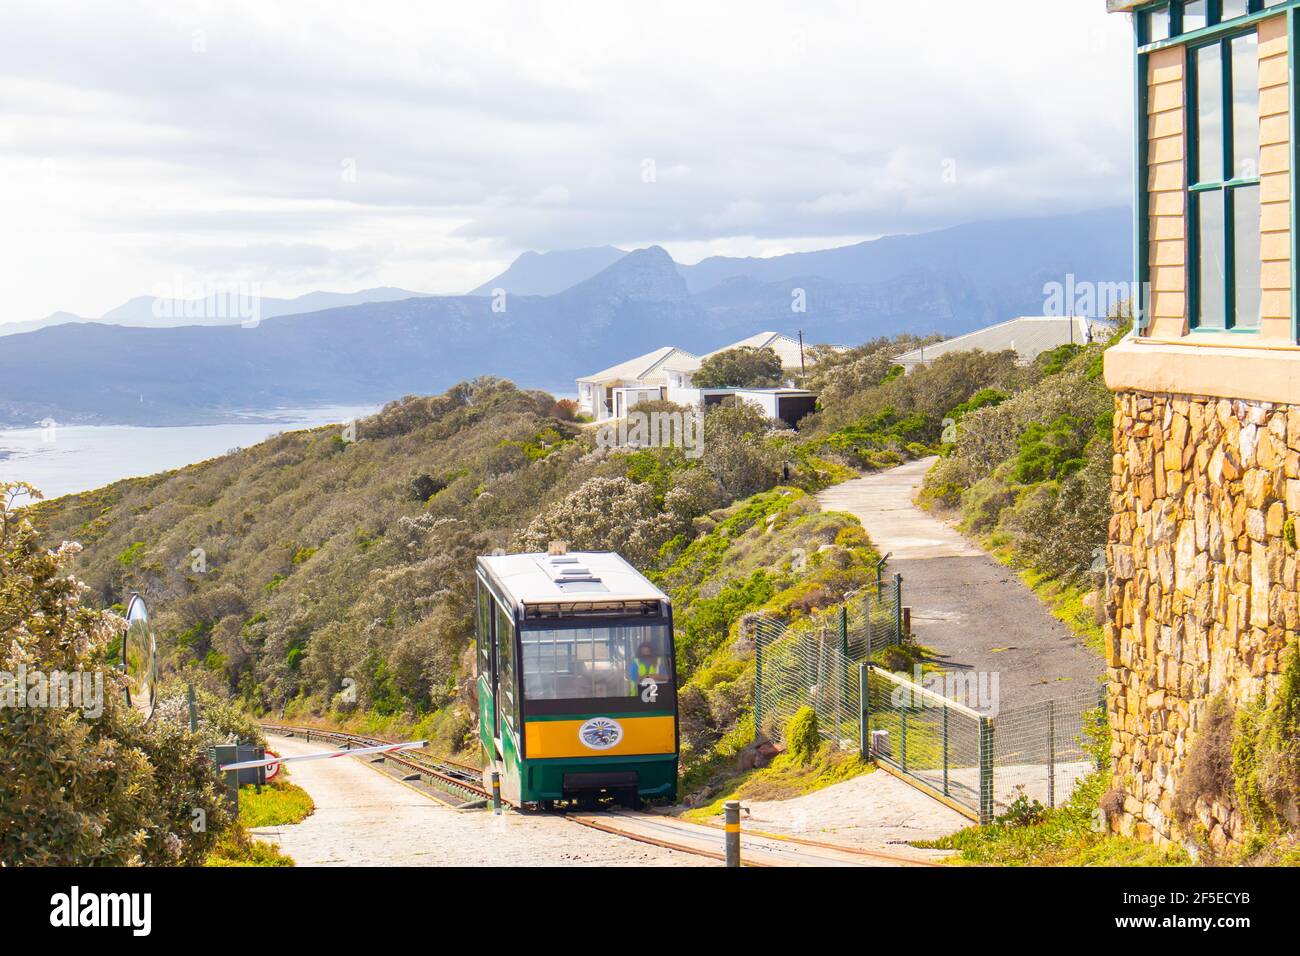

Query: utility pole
[{"left": 797, "top": 330, "right": 806, "bottom": 381}]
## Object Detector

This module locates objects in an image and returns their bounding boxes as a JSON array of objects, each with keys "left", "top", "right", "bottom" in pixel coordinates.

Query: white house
[
  {"left": 575, "top": 346, "right": 698, "bottom": 421},
  {"left": 576, "top": 332, "right": 822, "bottom": 426}
]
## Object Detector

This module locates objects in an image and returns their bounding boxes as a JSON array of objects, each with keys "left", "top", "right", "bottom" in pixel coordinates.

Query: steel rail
[{"left": 261, "top": 722, "right": 489, "bottom": 800}]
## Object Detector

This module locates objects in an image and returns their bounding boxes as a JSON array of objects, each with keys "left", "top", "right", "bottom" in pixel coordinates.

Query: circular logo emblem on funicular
[{"left": 578, "top": 717, "right": 624, "bottom": 751}]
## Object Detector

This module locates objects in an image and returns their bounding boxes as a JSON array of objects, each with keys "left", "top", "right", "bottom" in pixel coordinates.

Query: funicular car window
[
  {"left": 476, "top": 580, "right": 493, "bottom": 678},
  {"left": 521, "top": 623, "right": 671, "bottom": 700},
  {"left": 497, "top": 604, "right": 516, "bottom": 714}
]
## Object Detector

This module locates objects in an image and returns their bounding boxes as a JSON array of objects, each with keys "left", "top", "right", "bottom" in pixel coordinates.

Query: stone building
[{"left": 1105, "top": 1, "right": 1300, "bottom": 849}]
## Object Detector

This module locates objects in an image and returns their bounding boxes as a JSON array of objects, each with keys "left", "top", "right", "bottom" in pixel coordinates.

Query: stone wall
[{"left": 1106, "top": 388, "right": 1298, "bottom": 849}]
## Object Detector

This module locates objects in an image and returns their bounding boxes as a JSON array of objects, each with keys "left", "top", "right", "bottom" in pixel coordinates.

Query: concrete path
[
  {"left": 819, "top": 458, "right": 984, "bottom": 560},
  {"left": 693, "top": 769, "right": 965, "bottom": 857},
  {"left": 818, "top": 458, "right": 1103, "bottom": 712},
  {"left": 253, "top": 735, "right": 709, "bottom": 866}
]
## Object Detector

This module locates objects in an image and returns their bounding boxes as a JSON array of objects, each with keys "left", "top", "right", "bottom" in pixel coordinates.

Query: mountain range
[
  {"left": 0, "top": 287, "right": 429, "bottom": 337},
  {"left": 0, "top": 207, "right": 1130, "bottom": 427}
]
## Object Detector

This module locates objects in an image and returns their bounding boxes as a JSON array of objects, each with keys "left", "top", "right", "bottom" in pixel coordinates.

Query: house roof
[
  {"left": 662, "top": 331, "right": 807, "bottom": 373},
  {"left": 477, "top": 551, "right": 670, "bottom": 606},
  {"left": 894, "top": 316, "right": 1099, "bottom": 370},
  {"left": 1106, "top": 1, "right": 1143, "bottom": 11},
  {"left": 576, "top": 346, "right": 697, "bottom": 384}
]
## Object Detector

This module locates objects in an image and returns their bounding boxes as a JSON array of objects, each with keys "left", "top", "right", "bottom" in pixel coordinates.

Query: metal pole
[
  {"left": 1098, "top": 685, "right": 1109, "bottom": 770},
  {"left": 1047, "top": 700, "right": 1056, "bottom": 809},
  {"left": 491, "top": 770, "right": 502, "bottom": 815},
  {"left": 893, "top": 573, "right": 904, "bottom": 644},
  {"left": 859, "top": 663, "right": 869, "bottom": 758},
  {"left": 901, "top": 707, "right": 908, "bottom": 773},
  {"left": 942, "top": 705, "right": 950, "bottom": 796},
  {"left": 725, "top": 800, "right": 741, "bottom": 867},
  {"left": 978, "top": 716, "right": 994, "bottom": 826},
  {"left": 839, "top": 603, "right": 848, "bottom": 658},
  {"left": 187, "top": 683, "right": 198, "bottom": 734},
  {"left": 753, "top": 623, "right": 763, "bottom": 739}
]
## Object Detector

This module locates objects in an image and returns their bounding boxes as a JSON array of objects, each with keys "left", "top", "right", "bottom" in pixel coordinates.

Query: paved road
[
  {"left": 818, "top": 458, "right": 1102, "bottom": 712},
  {"left": 253, "top": 736, "right": 709, "bottom": 866}
]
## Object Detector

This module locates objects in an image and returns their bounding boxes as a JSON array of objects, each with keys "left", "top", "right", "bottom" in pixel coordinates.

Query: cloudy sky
[{"left": 0, "top": 1, "right": 1134, "bottom": 324}]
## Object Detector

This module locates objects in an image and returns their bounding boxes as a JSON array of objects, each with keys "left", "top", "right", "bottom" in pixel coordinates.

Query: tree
[
  {"left": 701, "top": 403, "right": 782, "bottom": 500},
  {"left": 0, "top": 482, "right": 234, "bottom": 865},
  {"left": 691, "top": 347, "right": 784, "bottom": 388}
]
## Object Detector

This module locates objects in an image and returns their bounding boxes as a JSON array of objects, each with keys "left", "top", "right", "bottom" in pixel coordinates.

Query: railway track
[
  {"left": 261, "top": 723, "right": 489, "bottom": 801},
  {"left": 566, "top": 809, "right": 942, "bottom": 867},
  {"left": 260, "top": 723, "right": 940, "bottom": 867}
]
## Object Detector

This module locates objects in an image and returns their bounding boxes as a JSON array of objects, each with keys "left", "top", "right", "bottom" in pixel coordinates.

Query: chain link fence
[
  {"left": 845, "top": 574, "right": 903, "bottom": 659},
  {"left": 752, "top": 574, "right": 905, "bottom": 748},
  {"left": 753, "top": 610, "right": 859, "bottom": 748},
  {"left": 750, "top": 568, "right": 1105, "bottom": 825},
  {"left": 865, "top": 668, "right": 1105, "bottom": 823},
  {"left": 991, "top": 685, "right": 1104, "bottom": 813},
  {"left": 864, "top": 666, "right": 986, "bottom": 817}
]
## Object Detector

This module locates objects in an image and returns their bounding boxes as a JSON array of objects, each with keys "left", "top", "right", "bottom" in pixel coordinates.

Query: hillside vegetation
[{"left": 26, "top": 327, "right": 1122, "bottom": 798}]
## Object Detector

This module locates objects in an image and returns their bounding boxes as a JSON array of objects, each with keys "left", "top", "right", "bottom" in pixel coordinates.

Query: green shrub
[
  {"left": 1013, "top": 415, "right": 1090, "bottom": 484},
  {"left": 1232, "top": 642, "right": 1300, "bottom": 832},
  {"left": 117, "top": 540, "right": 147, "bottom": 567},
  {"left": 948, "top": 387, "right": 1007, "bottom": 423},
  {"left": 786, "top": 706, "right": 821, "bottom": 764}
]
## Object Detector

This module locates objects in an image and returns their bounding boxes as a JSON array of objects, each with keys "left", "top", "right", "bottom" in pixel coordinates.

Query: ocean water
[{"left": 0, "top": 405, "right": 379, "bottom": 500}]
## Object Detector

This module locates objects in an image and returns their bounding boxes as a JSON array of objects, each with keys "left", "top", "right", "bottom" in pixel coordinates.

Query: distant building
[
  {"left": 575, "top": 331, "right": 821, "bottom": 425},
  {"left": 576, "top": 346, "right": 698, "bottom": 421},
  {"left": 893, "top": 315, "right": 1099, "bottom": 373}
]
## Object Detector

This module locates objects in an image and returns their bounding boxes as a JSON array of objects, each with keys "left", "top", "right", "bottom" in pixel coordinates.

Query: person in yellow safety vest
[{"left": 628, "top": 641, "right": 668, "bottom": 696}]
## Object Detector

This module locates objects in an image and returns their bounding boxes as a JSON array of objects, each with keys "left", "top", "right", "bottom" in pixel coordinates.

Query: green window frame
[
  {"left": 1140, "top": 1, "right": 1289, "bottom": 46},
  {"left": 1186, "top": 27, "right": 1263, "bottom": 330}
]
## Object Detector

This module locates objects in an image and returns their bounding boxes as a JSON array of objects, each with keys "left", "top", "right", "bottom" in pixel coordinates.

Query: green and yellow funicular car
[{"left": 475, "top": 548, "right": 678, "bottom": 808}]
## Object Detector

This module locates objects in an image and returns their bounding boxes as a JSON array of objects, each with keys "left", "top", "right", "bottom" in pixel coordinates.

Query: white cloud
[{"left": 0, "top": 0, "right": 1134, "bottom": 323}]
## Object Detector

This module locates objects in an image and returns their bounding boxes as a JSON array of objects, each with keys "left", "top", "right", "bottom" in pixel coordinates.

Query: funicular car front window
[{"left": 521, "top": 623, "right": 671, "bottom": 700}]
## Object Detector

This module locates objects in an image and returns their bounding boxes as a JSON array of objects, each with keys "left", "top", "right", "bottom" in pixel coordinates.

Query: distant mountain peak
[
  {"left": 562, "top": 245, "right": 690, "bottom": 301},
  {"left": 468, "top": 245, "right": 627, "bottom": 297}
]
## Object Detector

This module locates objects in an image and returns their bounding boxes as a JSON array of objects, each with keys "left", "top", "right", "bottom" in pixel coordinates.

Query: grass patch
[
  {"left": 682, "top": 744, "right": 872, "bottom": 822},
  {"left": 237, "top": 778, "right": 314, "bottom": 829},
  {"left": 206, "top": 824, "right": 295, "bottom": 867},
  {"left": 916, "top": 769, "right": 1190, "bottom": 867}
]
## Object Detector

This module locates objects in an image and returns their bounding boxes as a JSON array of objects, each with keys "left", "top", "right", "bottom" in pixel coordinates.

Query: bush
[
  {"left": 701, "top": 403, "right": 782, "bottom": 500},
  {"left": 1175, "top": 696, "right": 1237, "bottom": 826},
  {"left": 785, "top": 705, "right": 821, "bottom": 764},
  {"left": 1008, "top": 441, "right": 1111, "bottom": 583},
  {"left": 1232, "top": 643, "right": 1300, "bottom": 832},
  {"left": 692, "top": 347, "right": 784, "bottom": 388},
  {"left": 514, "top": 475, "right": 673, "bottom": 567},
  {"left": 1013, "top": 415, "right": 1091, "bottom": 484},
  {"left": 1, "top": 482, "right": 236, "bottom": 865}
]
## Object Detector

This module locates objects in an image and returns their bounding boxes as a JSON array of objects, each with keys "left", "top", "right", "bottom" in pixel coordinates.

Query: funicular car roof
[{"left": 476, "top": 551, "right": 670, "bottom": 608}]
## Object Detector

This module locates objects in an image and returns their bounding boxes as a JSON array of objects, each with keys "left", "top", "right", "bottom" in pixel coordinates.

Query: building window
[
  {"left": 1144, "top": 3, "right": 1286, "bottom": 46},
  {"left": 1182, "top": 0, "right": 1210, "bottom": 32},
  {"left": 1220, "top": 0, "right": 1249, "bottom": 20},
  {"left": 1189, "top": 29, "right": 1261, "bottom": 329},
  {"left": 1142, "top": 4, "right": 1171, "bottom": 44}
]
